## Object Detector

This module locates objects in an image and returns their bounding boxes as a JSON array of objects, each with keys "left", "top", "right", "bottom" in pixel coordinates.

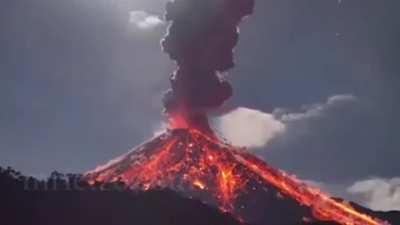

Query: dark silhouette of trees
[
  {"left": 0, "top": 166, "right": 243, "bottom": 225},
  {"left": 1, "top": 166, "right": 399, "bottom": 225}
]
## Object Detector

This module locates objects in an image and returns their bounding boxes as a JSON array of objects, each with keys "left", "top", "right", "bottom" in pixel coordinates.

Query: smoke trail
[{"left": 161, "top": 0, "right": 254, "bottom": 132}]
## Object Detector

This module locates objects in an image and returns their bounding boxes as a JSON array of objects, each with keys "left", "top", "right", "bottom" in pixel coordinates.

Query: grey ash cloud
[{"left": 161, "top": 0, "right": 254, "bottom": 132}]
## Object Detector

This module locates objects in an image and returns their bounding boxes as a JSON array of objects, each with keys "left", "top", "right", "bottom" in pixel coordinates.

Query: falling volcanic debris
[{"left": 85, "top": 1, "right": 390, "bottom": 225}]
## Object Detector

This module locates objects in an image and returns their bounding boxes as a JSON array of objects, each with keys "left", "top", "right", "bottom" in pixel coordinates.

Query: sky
[{"left": 1, "top": 0, "right": 399, "bottom": 211}]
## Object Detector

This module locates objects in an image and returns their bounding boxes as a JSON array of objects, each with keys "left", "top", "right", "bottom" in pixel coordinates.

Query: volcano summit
[{"left": 86, "top": 0, "right": 390, "bottom": 225}]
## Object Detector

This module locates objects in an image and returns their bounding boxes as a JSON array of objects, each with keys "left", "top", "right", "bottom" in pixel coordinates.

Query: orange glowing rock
[{"left": 85, "top": 129, "right": 389, "bottom": 225}]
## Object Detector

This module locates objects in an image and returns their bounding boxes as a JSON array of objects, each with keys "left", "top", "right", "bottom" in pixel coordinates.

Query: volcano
[
  {"left": 85, "top": 129, "right": 389, "bottom": 225},
  {"left": 85, "top": 0, "right": 391, "bottom": 224}
]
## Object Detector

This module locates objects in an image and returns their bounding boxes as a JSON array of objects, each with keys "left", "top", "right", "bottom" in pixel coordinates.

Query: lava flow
[
  {"left": 85, "top": 128, "right": 389, "bottom": 225},
  {"left": 85, "top": 0, "right": 390, "bottom": 224}
]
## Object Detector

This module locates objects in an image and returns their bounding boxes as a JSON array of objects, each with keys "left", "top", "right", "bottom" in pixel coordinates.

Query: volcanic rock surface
[
  {"left": 85, "top": 129, "right": 394, "bottom": 225},
  {"left": 85, "top": 129, "right": 308, "bottom": 224}
]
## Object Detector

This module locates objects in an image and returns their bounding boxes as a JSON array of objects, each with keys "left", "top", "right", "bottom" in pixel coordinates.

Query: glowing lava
[{"left": 86, "top": 129, "right": 389, "bottom": 225}]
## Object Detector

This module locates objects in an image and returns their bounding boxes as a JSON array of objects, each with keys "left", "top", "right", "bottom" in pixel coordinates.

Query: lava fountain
[{"left": 86, "top": 0, "right": 389, "bottom": 225}]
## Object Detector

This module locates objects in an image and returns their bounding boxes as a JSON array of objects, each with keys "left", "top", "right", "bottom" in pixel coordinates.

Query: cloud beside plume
[
  {"left": 129, "top": 11, "right": 164, "bottom": 29},
  {"left": 298, "top": 178, "right": 400, "bottom": 212},
  {"left": 216, "top": 107, "right": 286, "bottom": 149},
  {"left": 347, "top": 177, "right": 400, "bottom": 211},
  {"left": 215, "top": 94, "right": 357, "bottom": 150},
  {"left": 278, "top": 94, "right": 358, "bottom": 122}
]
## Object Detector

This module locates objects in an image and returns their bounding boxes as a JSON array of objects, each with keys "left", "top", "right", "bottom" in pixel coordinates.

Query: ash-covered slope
[{"left": 85, "top": 129, "right": 392, "bottom": 225}]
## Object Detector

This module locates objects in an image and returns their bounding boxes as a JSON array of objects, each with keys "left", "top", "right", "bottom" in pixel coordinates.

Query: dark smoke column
[{"left": 162, "top": 0, "right": 254, "bottom": 133}]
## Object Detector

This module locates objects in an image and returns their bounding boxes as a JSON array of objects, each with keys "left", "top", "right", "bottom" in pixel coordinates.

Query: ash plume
[{"left": 161, "top": 0, "right": 255, "bottom": 132}]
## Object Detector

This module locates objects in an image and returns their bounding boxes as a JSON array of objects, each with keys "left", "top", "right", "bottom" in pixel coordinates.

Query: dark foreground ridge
[
  {"left": 1, "top": 167, "right": 399, "bottom": 225},
  {"left": 0, "top": 167, "right": 242, "bottom": 225}
]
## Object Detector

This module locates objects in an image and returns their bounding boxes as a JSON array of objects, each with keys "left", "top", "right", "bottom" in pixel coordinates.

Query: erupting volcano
[
  {"left": 86, "top": 129, "right": 389, "bottom": 225},
  {"left": 86, "top": 0, "right": 389, "bottom": 225}
]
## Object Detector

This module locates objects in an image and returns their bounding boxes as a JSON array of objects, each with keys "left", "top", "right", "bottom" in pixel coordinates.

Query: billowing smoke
[
  {"left": 347, "top": 177, "right": 400, "bottom": 211},
  {"left": 161, "top": 0, "right": 254, "bottom": 132},
  {"left": 216, "top": 107, "right": 286, "bottom": 149}
]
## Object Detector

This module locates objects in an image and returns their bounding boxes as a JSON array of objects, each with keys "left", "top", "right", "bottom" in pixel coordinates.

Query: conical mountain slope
[{"left": 85, "top": 129, "right": 388, "bottom": 225}]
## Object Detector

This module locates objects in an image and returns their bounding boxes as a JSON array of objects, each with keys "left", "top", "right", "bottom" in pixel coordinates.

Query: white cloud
[
  {"left": 347, "top": 177, "right": 400, "bottom": 211},
  {"left": 215, "top": 107, "right": 286, "bottom": 149},
  {"left": 278, "top": 94, "right": 358, "bottom": 122},
  {"left": 129, "top": 11, "right": 164, "bottom": 29},
  {"left": 214, "top": 95, "right": 357, "bottom": 150}
]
